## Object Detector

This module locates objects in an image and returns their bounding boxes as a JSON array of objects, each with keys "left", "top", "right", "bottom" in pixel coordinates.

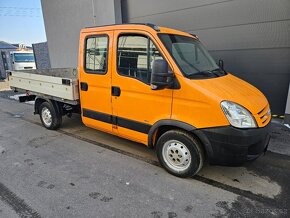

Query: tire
[
  {"left": 156, "top": 130, "right": 204, "bottom": 178},
  {"left": 39, "top": 101, "right": 62, "bottom": 130}
]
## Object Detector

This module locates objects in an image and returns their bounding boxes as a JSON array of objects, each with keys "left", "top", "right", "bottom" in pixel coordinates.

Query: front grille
[{"left": 257, "top": 104, "right": 271, "bottom": 126}]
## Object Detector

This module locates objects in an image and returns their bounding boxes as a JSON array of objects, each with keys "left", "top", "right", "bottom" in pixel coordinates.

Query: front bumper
[{"left": 194, "top": 123, "right": 271, "bottom": 166}]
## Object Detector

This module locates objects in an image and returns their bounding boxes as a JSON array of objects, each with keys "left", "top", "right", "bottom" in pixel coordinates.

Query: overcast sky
[{"left": 0, "top": 0, "right": 46, "bottom": 46}]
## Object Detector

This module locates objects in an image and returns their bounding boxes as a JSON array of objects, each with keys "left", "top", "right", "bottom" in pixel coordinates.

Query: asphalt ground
[{"left": 0, "top": 83, "right": 289, "bottom": 217}]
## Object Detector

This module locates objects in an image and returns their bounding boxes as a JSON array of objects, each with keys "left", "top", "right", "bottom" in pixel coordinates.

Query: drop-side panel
[{"left": 9, "top": 70, "right": 79, "bottom": 101}]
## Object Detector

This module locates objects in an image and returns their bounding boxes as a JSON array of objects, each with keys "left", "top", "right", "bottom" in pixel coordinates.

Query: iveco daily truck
[{"left": 9, "top": 23, "right": 271, "bottom": 177}]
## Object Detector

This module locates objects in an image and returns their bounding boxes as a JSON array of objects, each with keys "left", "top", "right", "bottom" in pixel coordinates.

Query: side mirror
[
  {"left": 218, "top": 59, "right": 224, "bottom": 70},
  {"left": 150, "top": 59, "right": 174, "bottom": 90}
]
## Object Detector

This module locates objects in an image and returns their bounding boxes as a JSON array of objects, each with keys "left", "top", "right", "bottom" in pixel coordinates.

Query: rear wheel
[
  {"left": 39, "top": 101, "right": 62, "bottom": 130},
  {"left": 156, "top": 130, "right": 204, "bottom": 177}
]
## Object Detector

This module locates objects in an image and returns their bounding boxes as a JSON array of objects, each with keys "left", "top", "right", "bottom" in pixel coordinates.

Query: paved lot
[
  {"left": 0, "top": 80, "right": 9, "bottom": 91},
  {"left": 0, "top": 86, "right": 289, "bottom": 217}
]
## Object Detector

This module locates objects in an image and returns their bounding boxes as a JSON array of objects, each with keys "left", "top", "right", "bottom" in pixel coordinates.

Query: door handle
[
  {"left": 112, "top": 86, "right": 121, "bottom": 97},
  {"left": 80, "top": 82, "right": 88, "bottom": 91}
]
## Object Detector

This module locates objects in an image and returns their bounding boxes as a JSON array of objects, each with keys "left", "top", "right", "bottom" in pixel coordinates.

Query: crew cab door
[
  {"left": 79, "top": 31, "right": 113, "bottom": 133},
  {"left": 111, "top": 30, "right": 173, "bottom": 145}
]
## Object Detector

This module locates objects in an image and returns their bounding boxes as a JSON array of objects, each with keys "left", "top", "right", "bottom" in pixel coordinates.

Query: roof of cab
[{"left": 81, "top": 23, "right": 195, "bottom": 38}]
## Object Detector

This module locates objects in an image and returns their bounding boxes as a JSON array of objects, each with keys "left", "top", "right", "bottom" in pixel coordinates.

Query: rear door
[
  {"left": 111, "top": 30, "right": 173, "bottom": 145},
  {"left": 79, "top": 31, "right": 113, "bottom": 133}
]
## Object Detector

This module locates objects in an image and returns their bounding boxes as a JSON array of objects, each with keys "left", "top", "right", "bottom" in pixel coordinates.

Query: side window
[
  {"left": 117, "top": 35, "right": 164, "bottom": 84},
  {"left": 85, "top": 35, "right": 108, "bottom": 73}
]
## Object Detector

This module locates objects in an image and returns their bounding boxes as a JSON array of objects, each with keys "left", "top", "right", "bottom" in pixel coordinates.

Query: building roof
[{"left": 0, "top": 41, "right": 17, "bottom": 49}]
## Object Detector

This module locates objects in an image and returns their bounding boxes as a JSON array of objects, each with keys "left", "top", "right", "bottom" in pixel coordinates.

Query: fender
[
  {"left": 148, "top": 119, "right": 214, "bottom": 159},
  {"left": 148, "top": 119, "right": 196, "bottom": 147},
  {"left": 34, "top": 96, "right": 63, "bottom": 116}
]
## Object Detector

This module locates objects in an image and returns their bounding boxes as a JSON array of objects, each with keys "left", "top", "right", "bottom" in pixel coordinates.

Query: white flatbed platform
[{"left": 9, "top": 68, "right": 79, "bottom": 103}]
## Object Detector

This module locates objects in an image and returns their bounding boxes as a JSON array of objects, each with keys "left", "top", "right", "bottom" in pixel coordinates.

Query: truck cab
[
  {"left": 10, "top": 50, "right": 36, "bottom": 70},
  {"left": 78, "top": 24, "right": 271, "bottom": 177}
]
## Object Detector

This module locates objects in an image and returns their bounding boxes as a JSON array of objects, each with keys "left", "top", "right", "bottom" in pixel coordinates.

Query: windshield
[
  {"left": 13, "top": 53, "right": 35, "bottom": 63},
  {"left": 158, "top": 34, "right": 225, "bottom": 79}
]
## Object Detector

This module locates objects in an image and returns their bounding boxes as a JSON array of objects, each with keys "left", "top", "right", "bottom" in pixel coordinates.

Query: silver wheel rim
[
  {"left": 162, "top": 140, "right": 191, "bottom": 172},
  {"left": 41, "top": 107, "right": 52, "bottom": 127}
]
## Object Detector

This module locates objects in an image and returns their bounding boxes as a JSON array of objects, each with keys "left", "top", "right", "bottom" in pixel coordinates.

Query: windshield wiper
[
  {"left": 189, "top": 68, "right": 226, "bottom": 78},
  {"left": 211, "top": 67, "right": 227, "bottom": 75},
  {"left": 187, "top": 70, "right": 218, "bottom": 78},
  {"left": 208, "top": 69, "right": 220, "bottom": 77}
]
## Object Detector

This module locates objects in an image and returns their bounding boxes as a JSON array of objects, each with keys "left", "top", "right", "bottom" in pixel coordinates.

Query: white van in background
[{"left": 10, "top": 50, "right": 36, "bottom": 70}]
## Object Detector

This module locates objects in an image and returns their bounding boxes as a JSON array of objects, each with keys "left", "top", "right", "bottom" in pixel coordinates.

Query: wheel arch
[
  {"left": 148, "top": 120, "right": 213, "bottom": 159},
  {"left": 148, "top": 120, "right": 196, "bottom": 147},
  {"left": 34, "top": 96, "right": 63, "bottom": 116}
]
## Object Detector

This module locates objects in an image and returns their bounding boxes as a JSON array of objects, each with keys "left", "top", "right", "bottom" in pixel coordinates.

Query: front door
[
  {"left": 79, "top": 31, "right": 113, "bottom": 134},
  {"left": 111, "top": 30, "right": 173, "bottom": 145}
]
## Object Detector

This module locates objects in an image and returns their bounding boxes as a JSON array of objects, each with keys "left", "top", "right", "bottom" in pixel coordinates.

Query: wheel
[
  {"left": 39, "top": 101, "right": 62, "bottom": 130},
  {"left": 156, "top": 130, "right": 204, "bottom": 178}
]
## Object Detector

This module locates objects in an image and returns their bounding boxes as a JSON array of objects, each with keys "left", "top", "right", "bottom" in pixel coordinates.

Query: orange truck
[{"left": 9, "top": 23, "right": 271, "bottom": 177}]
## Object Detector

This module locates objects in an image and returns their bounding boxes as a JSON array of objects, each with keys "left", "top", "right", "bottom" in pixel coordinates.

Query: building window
[
  {"left": 85, "top": 35, "right": 108, "bottom": 73},
  {"left": 117, "top": 34, "right": 164, "bottom": 84}
]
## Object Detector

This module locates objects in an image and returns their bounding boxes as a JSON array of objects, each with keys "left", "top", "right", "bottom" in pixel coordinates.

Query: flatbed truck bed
[{"left": 8, "top": 68, "right": 79, "bottom": 105}]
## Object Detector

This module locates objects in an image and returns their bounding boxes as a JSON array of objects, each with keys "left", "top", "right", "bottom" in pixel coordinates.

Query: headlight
[{"left": 221, "top": 101, "right": 257, "bottom": 128}]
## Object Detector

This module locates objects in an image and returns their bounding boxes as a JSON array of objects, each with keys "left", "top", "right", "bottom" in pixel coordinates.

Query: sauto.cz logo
[{"left": 244, "top": 208, "right": 288, "bottom": 215}]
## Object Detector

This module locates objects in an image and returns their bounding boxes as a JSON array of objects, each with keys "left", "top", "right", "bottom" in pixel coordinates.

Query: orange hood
[{"left": 192, "top": 74, "right": 268, "bottom": 115}]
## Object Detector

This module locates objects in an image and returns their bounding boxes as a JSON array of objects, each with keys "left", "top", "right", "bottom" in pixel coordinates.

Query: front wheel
[
  {"left": 156, "top": 130, "right": 204, "bottom": 178},
  {"left": 39, "top": 101, "right": 62, "bottom": 130}
]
